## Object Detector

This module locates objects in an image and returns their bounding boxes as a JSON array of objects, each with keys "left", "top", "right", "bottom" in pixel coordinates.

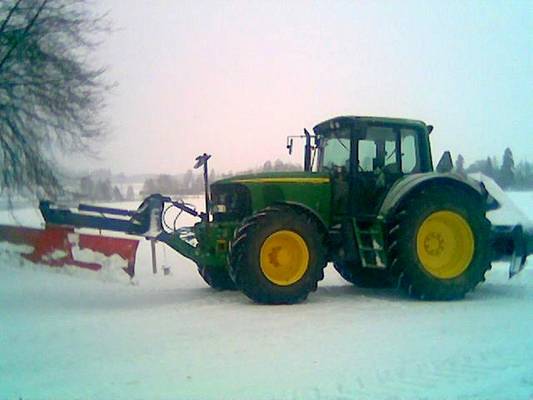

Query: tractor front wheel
[{"left": 229, "top": 207, "right": 327, "bottom": 304}]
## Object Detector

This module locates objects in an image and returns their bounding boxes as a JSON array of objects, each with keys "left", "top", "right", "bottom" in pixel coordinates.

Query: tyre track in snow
[{"left": 286, "top": 339, "right": 533, "bottom": 400}]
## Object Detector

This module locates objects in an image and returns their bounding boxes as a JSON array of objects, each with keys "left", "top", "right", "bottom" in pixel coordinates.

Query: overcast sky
[{"left": 84, "top": 0, "right": 532, "bottom": 175}]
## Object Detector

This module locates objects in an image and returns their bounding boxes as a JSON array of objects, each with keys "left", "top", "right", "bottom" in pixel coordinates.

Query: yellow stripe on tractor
[{"left": 234, "top": 177, "right": 330, "bottom": 184}]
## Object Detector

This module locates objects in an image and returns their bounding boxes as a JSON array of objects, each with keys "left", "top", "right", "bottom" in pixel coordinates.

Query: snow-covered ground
[{"left": 1, "top": 192, "right": 532, "bottom": 400}]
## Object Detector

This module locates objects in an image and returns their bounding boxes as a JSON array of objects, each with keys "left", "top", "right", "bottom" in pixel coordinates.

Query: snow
[
  {"left": 470, "top": 173, "right": 532, "bottom": 226},
  {"left": 0, "top": 242, "right": 34, "bottom": 255},
  {"left": 67, "top": 233, "right": 129, "bottom": 274},
  {"left": 0, "top": 193, "right": 532, "bottom": 399}
]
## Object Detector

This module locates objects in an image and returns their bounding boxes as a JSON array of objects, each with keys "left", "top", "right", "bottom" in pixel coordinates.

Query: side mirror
[
  {"left": 286, "top": 138, "right": 294, "bottom": 155},
  {"left": 436, "top": 151, "right": 453, "bottom": 173}
]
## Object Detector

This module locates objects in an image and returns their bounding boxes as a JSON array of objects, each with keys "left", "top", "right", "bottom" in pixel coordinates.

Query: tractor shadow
[
  {"left": 314, "top": 284, "right": 412, "bottom": 304},
  {"left": 21, "top": 266, "right": 531, "bottom": 312},
  {"left": 465, "top": 282, "right": 533, "bottom": 301},
  {"left": 25, "top": 281, "right": 530, "bottom": 314},
  {"left": 312, "top": 265, "right": 533, "bottom": 304},
  {"left": 314, "top": 277, "right": 533, "bottom": 304},
  {"left": 70, "top": 284, "right": 412, "bottom": 311}
]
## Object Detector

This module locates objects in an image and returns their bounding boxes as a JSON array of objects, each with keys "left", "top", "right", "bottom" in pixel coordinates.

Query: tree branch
[{"left": 0, "top": 0, "right": 48, "bottom": 73}]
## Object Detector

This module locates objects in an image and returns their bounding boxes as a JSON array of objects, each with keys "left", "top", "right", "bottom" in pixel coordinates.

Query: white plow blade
[
  {"left": 469, "top": 173, "right": 531, "bottom": 226},
  {"left": 470, "top": 173, "right": 531, "bottom": 277}
]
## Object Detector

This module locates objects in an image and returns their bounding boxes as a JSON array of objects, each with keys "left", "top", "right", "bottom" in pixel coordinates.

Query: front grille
[{"left": 210, "top": 184, "right": 251, "bottom": 222}]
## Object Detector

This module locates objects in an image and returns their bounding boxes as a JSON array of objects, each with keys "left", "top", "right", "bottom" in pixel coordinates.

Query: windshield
[{"left": 318, "top": 128, "right": 350, "bottom": 170}]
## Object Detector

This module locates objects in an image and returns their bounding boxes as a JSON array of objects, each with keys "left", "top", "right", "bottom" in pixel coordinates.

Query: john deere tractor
[
  {"left": 196, "top": 116, "right": 530, "bottom": 303},
  {"left": 39, "top": 116, "right": 532, "bottom": 304}
]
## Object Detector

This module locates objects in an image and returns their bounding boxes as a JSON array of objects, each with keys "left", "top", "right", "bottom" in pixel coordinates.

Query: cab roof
[{"left": 313, "top": 116, "right": 428, "bottom": 135}]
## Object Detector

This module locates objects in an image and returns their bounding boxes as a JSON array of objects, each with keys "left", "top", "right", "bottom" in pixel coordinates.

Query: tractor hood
[
  {"left": 212, "top": 171, "right": 330, "bottom": 186},
  {"left": 211, "top": 171, "right": 332, "bottom": 226}
]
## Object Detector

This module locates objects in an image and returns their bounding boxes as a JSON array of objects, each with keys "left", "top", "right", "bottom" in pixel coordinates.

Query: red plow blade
[{"left": 0, "top": 225, "right": 139, "bottom": 278}]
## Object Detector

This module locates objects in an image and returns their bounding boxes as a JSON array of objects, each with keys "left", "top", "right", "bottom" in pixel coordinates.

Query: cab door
[{"left": 349, "top": 126, "right": 408, "bottom": 218}]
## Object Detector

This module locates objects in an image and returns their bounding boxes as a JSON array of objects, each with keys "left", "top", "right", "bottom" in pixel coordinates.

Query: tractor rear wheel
[
  {"left": 333, "top": 260, "right": 393, "bottom": 288},
  {"left": 197, "top": 264, "right": 236, "bottom": 291},
  {"left": 229, "top": 206, "right": 327, "bottom": 304},
  {"left": 387, "top": 185, "right": 491, "bottom": 300}
]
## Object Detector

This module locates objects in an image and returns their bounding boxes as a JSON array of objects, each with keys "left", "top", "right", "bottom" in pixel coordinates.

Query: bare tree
[{"left": 0, "top": 0, "right": 110, "bottom": 198}]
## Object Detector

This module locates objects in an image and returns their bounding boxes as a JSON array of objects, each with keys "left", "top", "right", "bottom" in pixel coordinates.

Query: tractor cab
[{"left": 313, "top": 116, "right": 433, "bottom": 217}]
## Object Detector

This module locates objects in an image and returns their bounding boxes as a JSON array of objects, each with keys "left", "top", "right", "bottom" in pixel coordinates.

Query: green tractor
[
  {"left": 184, "top": 115, "right": 531, "bottom": 303},
  {"left": 38, "top": 116, "right": 532, "bottom": 304}
]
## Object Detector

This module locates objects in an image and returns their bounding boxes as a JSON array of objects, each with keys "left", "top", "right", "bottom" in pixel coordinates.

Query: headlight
[
  {"left": 210, "top": 183, "right": 251, "bottom": 222},
  {"left": 212, "top": 204, "right": 227, "bottom": 213}
]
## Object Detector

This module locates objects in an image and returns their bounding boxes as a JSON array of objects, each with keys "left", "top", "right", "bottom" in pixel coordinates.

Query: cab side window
[
  {"left": 401, "top": 129, "right": 419, "bottom": 173},
  {"left": 359, "top": 126, "right": 399, "bottom": 173},
  {"left": 384, "top": 139, "right": 400, "bottom": 173},
  {"left": 356, "top": 126, "right": 420, "bottom": 174},
  {"left": 358, "top": 140, "right": 376, "bottom": 171}
]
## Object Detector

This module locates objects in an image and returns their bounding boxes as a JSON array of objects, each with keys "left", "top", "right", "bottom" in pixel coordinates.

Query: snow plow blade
[
  {"left": 470, "top": 173, "right": 533, "bottom": 278},
  {"left": 0, "top": 224, "right": 139, "bottom": 277}
]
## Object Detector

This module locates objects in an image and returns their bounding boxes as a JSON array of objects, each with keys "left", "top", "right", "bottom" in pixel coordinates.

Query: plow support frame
[{"left": 491, "top": 224, "right": 533, "bottom": 278}]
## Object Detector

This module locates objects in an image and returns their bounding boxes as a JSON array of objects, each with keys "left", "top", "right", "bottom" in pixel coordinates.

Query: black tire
[
  {"left": 333, "top": 260, "right": 393, "bottom": 288},
  {"left": 197, "top": 264, "right": 236, "bottom": 291},
  {"left": 386, "top": 184, "right": 492, "bottom": 300},
  {"left": 229, "top": 206, "right": 327, "bottom": 304}
]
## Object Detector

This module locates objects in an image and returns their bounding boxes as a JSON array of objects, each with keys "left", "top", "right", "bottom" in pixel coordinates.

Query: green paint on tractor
[{"left": 215, "top": 171, "right": 332, "bottom": 226}]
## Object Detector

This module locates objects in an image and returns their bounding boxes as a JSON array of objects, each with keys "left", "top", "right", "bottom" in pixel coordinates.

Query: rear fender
[{"left": 378, "top": 173, "right": 489, "bottom": 221}]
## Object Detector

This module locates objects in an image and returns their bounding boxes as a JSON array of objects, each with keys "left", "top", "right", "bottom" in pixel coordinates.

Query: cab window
[
  {"left": 384, "top": 140, "right": 399, "bottom": 173},
  {"left": 358, "top": 126, "right": 399, "bottom": 173},
  {"left": 321, "top": 137, "right": 350, "bottom": 169},
  {"left": 400, "top": 129, "right": 419, "bottom": 173},
  {"left": 320, "top": 127, "right": 351, "bottom": 170},
  {"left": 358, "top": 140, "right": 376, "bottom": 171}
]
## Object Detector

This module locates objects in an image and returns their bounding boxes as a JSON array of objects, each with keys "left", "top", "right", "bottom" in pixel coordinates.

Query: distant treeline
[
  {"left": 455, "top": 147, "right": 533, "bottom": 190},
  {"left": 76, "top": 159, "right": 301, "bottom": 200},
  {"left": 139, "top": 159, "right": 301, "bottom": 196},
  {"left": 78, "top": 176, "right": 135, "bottom": 202}
]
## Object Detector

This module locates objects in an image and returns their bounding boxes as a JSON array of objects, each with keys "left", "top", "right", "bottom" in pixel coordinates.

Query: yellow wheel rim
[
  {"left": 416, "top": 211, "right": 475, "bottom": 279},
  {"left": 260, "top": 230, "right": 309, "bottom": 286}
]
